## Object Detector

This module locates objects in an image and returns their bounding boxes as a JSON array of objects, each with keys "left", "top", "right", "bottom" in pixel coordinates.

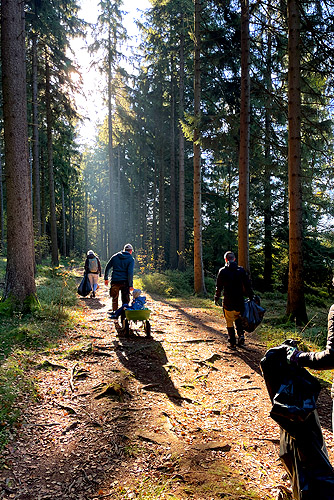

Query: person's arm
[
  {"left": 97, "top": 258, "right": 102, "bottom": 277},
  {"left": 214, "top": 270, "right": 223, "bottom": 304},
  {"left": 104, "top": 257, "right": 113, "bottom": 284},
  {"left": 287, "top": 305, "right": 334, "bottom": 370},
  {"left": 84, "top": 258, "right": 89, "bottom": 274},
  {"left": 127, "top": 258, "right": 135, "bottom": 289},
  {"left": 297, "top": 305, "right": 334, "bottom": 370}
]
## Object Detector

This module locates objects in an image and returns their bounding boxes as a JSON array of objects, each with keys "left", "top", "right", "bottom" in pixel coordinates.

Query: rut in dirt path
[{"left": 0, "top": 289, "right": 333, "bottom": 500}]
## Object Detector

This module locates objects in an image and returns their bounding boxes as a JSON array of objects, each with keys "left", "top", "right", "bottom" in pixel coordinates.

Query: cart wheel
[
  {"left": 124, "top": 319, "right": 130, "bottom": 336},
  {"left": 144, "top": 320, "right": 151, "bottom": 337}
]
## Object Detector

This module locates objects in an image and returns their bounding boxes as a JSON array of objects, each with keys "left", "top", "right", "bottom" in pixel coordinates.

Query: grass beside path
[{"left": 0, "top": 258, "right": 83, "bottom": 449}]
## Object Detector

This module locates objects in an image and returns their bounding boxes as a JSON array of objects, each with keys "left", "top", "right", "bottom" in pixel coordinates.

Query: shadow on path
[
  {"left": 113, "top": 329, "right": 183, "bottom": 406},
  {"left": 156, "top": 297, "right": 333, "bottom": 433}
]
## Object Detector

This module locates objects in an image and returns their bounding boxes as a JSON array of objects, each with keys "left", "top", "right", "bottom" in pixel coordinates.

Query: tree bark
[
  {"left": 32, "top": 33, "right": 41, "bottom": 240},
  {"left": 238, "top": 0, "right": 250, "bottom": 273},
  {"left": 169, "top": 55, "right": 178, "bottom": 269},
  {"left": 193, "top": 0, "right": 206, "bottom": 295},
  {"left": 263, "top": 12, "right": 273, "bottom": 289},
  {"left": 286, "top": 0, "right": 307, "bottom": 323},
  {"left": 61, "top": 184, "right": 66, "bottom": 256},
  {"left": 108, "top": 28, "right": 114, "bottom": 257},
  {"left": 1, "top": 0, "right": 37, "bottom": 305},
  {"left": 178, "top": 13, "right": 186, "bottom": 271},
  {"left": 0, "top": 154, "right": 4, "bottom": 252},
  {"left": 45, "top": 54, "right": 59, "bottom": 267}
]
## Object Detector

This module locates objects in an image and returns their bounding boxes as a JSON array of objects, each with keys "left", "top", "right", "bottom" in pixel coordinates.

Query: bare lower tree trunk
[
  {"left": 108, "top": 31, "right": 114, "bottom": 256},
  {"left": 61, "top": 184, "right": 66, "bottom": 256},
  {"left": 1, "top": 0, "right": 37, "bottom": 306},
  {"left": 286, "top": 0, "right": 307, "bottom": 324},
  {"left": 45, "top": 53, "right": 59, "bottom": 267},
  {"left": 263, "top": 13, "right": 273, "bottom": 290},
  {"left": 238, "top": 0, "right": 250, "bottom": 273},
  {"left": 39, "top": 147, "right": 46, "bottom": 236},
  {"left": 193, "top": 0, "right": 206, "bottom": 295},
  {"left": 178, "top": 13, "right": 186, "bottom": 271},
  {"left": 32, "top": 33, "right": 41, "bottom": 240},
  {"left": 0, "top": 154, "right": 4, "bottom": 252},
  {"left": 169, "top": 55, "right": 177, "bottom": 269}
]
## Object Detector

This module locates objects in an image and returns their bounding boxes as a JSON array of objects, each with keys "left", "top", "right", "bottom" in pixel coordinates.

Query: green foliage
[
  {"left": 136, "top": 269, "right": 216, "bottom": 299},
  {"left": 0, "top": 356, "right": 35, "bottom": 449},
  {"left": 0, "top": 262, "right": 80, "bottom": 450}
]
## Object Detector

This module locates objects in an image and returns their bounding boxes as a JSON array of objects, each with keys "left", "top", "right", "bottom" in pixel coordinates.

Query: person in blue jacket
[{"left": 104, "top": 243, "right": 135, "bottom": 312}]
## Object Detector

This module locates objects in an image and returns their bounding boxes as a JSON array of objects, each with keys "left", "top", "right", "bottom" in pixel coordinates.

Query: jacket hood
[
  {"left": 226, "top": 260, "right": 238, "bottom": 269},
  {"left": 118, "top": 251, "right": 133, "bottom": 260}
]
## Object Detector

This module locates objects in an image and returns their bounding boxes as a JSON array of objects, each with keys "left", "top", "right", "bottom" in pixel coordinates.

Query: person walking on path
[
  {"left": 84, "top": 250, "right": 102, "bottom": 298},
  {"left": 104, "top": 243, "right": 135, "bottom": 312},
  {"left": 214, "top": 251, "right": 254, "bottom": 349},
  {"left": 286, "top": 300, "right": 334, "bottom": 433}
]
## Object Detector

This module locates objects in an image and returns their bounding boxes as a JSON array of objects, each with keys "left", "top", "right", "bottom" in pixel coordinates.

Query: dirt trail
[{"left": 1, "top": 285, "right": 333, "bottom": 500}]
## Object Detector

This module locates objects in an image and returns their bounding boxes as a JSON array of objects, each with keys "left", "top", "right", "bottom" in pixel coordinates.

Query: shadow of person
[
  {"left": 79, "top": 297, "right": 106, "bottom": 310},
  {"left": 113, "top": 332, "right": 183, "bottom": 406}
]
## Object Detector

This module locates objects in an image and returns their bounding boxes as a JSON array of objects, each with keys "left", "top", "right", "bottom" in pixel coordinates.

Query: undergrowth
[{"left": 0, "top": 257, "right": 82, "bottom": 449}]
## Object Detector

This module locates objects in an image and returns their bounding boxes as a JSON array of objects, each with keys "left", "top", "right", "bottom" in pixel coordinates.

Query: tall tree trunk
[
  {"left": 108, "top": 30, "right": 114, "bottom": 257},
  {"left": 45, "top": 54, "right": 59, "bottom": 267},
  {"left": 32, "top": 33, "right": 41, "bottom": 240},
  {"left": 1, "top": 0, "right": 37, "bottom": 306},
  {"left": 84, "top": 190, "right": 88, "bottom": 251},
  {"left": 178, "top": 13, "right": 186, "bottom": 271},
  {"left": 286, "top": 0, "right": 307, "bottom": 324},
  {"left": 61, "top": 184, "right": 66, "bottom": 256},
  {"left": 152, "top": 158, "right": 158, "bottom": 264},
  {"left": 263, "top": 14, "right": 273, "bottom": 290},
  {"left": 0, "top": 153, "right": 4, "bottom": 252},
  {"left": 41, "top": 149, "right": 46, "bottom": 236},
  {"left": 238, "top": 0, "right": 250, "bottom": 273},
  {"left": 169, "top": 55, "right": 178, "bottom": 269},
  {"left": 193, "top": 0, "right": 206, "bottom": 295},
  {"left": 69, "top": 193, "right": 73, "bottom": 253},
  {"left": 159, "top": 143, "right": 166, "bottom": 266}
]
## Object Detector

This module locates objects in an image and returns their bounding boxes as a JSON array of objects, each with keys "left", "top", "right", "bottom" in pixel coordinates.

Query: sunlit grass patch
[{"left": 0, "top": 260, "right": 85, "bottom": 450}]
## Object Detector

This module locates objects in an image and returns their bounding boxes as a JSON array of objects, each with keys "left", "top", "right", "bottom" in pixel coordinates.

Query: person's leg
[
  {"left": 120, "top": 284, "right": 130, "bottom": 306},
  {"left": 224, "top": 309, "right": 236, "bottom": 348},
  {"left": 110, "top": 283, "right": 121, "bottom": 310},
  {"left": 88, "top": 273, "right": 94, "bottom": 297},
  {"left": 235, "top": 316, "right": 245, "bottom": 346},
  {"left": 92, "top": 275, "right": 98, "bottom": 297}
]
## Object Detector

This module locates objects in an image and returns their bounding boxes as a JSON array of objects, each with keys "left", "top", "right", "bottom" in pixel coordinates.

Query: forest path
[{"left": 1, "top": 283, "right": 334, "bottom": 500}]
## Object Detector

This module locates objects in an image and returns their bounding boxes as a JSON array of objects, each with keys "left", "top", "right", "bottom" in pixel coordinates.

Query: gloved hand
[{"left": 286, "top": 346, "right": 301, "bottom": 365}]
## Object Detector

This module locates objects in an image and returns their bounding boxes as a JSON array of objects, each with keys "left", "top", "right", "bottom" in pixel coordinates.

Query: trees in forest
[
  {"left": 286, "top": 0, "right": 307, "bottom": 323},
  {"left": 193, "top": 0, "right": 206, "bottom": 295},
  {"left": 0, "top": 0, "right": 334, "bottom": 312},
  {"left": 237, "top": 0, "right": 250, "bottom": 274},
  {"left": 1, "top": 0, "right": 37, "bottom": 309}
]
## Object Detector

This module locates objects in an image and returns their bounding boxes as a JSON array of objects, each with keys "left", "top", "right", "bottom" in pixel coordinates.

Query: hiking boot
[
  {"left": 227, "top": 342, "right": 237, "bottom": 350},
  {"left": 92, "top": 291, "right": 96, "bottom": 298},
  {"left": 237, "top": 335, "right": 245, "bottom": 347},
  {"left": 227, "top": 326, "right": 236, "bottom": 347}
]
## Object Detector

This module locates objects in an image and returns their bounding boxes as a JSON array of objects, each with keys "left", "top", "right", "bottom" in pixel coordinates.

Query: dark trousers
[{"left": 109, "top": 282, "right": 130, "bottom": 311}]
